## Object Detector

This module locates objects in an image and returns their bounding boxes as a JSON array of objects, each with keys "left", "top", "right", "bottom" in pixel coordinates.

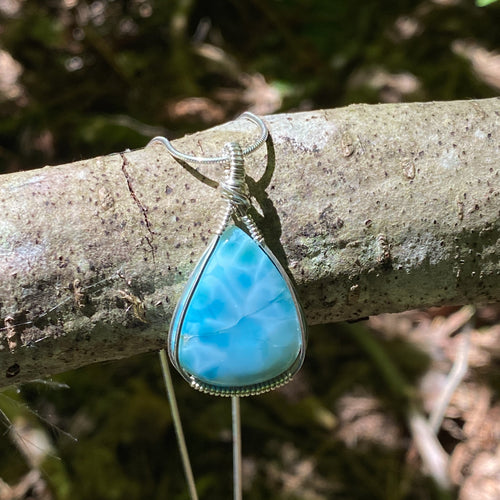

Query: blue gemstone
[{"left": 169, "top": 225, "right": 305, "bottom": 390}]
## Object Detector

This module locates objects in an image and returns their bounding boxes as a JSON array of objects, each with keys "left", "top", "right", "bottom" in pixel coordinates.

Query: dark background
[{"left": 0, "top": 1, "right": 500, "bottom": 499}]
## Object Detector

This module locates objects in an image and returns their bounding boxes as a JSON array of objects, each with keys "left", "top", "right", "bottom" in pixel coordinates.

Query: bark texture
[{"left": 0, "top": 98, "right": 499, "bottom": 387}]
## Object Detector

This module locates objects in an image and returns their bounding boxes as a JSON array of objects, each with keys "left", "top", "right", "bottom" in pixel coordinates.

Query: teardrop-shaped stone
[{"left": 169, "top": 225, "right": 305, "bottom": 391}]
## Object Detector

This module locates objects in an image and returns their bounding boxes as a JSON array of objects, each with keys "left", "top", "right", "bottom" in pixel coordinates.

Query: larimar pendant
[
  {"left": 170, "top": 224, "right": 306, "bottom": 396},
  {"left": 165, "top": 123, "right": 306, "bottom": 396}
]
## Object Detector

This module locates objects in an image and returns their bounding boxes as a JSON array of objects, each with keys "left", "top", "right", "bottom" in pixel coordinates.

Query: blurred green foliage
[
  {"left": 477, "top": 0, "right": 498, "bottom": 6},
  {"left": 0, "top": 0, "right": 499, "bottom": 172},
  {"left": 1, "top": 0, "right": 500, "bottom": 498}
]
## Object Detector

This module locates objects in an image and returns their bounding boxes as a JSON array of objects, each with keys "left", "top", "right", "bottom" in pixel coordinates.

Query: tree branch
[{"left": 1, "top": 98, "right": 499, "bottom": 387}]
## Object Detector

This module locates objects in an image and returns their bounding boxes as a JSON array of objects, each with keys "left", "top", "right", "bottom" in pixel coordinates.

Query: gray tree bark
[{"left": 0, "top": 98, "right": 499, "bottom": 387}]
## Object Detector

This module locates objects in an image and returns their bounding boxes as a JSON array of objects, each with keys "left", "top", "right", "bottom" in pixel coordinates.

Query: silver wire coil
[{"left": 220, "top": 142, "right": 250, "bottom": 214}]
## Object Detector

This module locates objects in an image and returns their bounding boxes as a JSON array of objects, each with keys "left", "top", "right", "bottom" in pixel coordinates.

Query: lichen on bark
[{"left": 0, "top": 98, "right": 499, "bottom": 386}]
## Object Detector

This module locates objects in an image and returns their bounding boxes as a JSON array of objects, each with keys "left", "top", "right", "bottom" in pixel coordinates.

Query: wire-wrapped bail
[{"left": 220, "top": 142, "right": 250, "bottom": 214}]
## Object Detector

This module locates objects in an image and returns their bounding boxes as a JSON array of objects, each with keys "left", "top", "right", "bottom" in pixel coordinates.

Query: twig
[
  {"left": 408, "top": 406, "right": 451, "bottom": 490},
  {"left": 429, "top": 317, "right": 473, "bottom": 433}
]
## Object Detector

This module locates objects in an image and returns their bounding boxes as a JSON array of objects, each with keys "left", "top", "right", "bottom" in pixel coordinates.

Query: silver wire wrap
[
  {"left": 215, "top": 142, "right": 266, "bottom": 240},
  {"left": 220, "top": 142, "right": 249, "bottom": 214},
  {"left": 150, "top": 112, "right": 268, "bottom": 239},
  {"left": 240, "top": 214, "right": 264, "bottom": 245}
]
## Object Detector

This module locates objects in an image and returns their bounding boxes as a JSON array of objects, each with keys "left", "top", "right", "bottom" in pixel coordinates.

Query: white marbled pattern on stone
[{"left": 169, "top": 225, "right": 304, "bottom": 388}]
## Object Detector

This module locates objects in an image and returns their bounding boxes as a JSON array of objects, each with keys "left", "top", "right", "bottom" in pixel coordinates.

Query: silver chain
[{"left": 148, "top": 111, "right": 268, "bottom": 164}]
